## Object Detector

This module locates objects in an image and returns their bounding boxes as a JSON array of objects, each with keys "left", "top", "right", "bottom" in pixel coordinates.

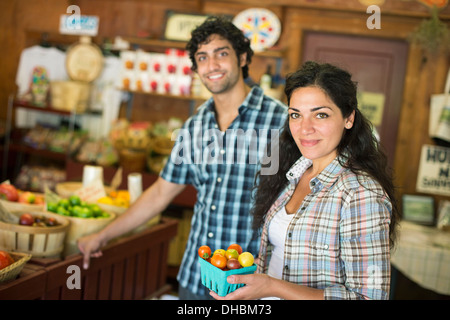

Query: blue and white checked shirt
[{"left": 160, "top": 86, "right": 287, "bottom": 295}]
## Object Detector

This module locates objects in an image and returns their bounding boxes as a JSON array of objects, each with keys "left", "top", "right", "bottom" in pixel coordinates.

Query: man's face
[{"left": 194, "top": 34, "right": 246, "bottom": 95}]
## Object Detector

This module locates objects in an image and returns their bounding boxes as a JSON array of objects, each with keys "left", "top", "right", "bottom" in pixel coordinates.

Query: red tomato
[
  {"left": 0, "top": 183, "right": 18, "bottom": 202},
  {"left": 227, "top": 243, "right": 243, "bottom": 255},
  {"left": 227, "top": 258, "right": 241, "bottom": 270},
  {"left": 211, "top": 254, "right": 227, "bottom": 270},
  {"left": 0, "top": 251, "right": 14, "bottom": 270},
  {"left": 198, "top": 245, "right": 211, "bottom": 260}
]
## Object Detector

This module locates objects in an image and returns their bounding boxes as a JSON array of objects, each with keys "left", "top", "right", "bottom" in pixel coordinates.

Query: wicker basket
[
  {"left": 0, "top": 211, "right": 70, "bottom": 258},
  {"left": 55, "top": 182, "right": 113, "bottom": 198},
  {"left": 63, "top": 211, "right": 116, "bottom": 257},
  {"left": 0, "top": 251, "right": 32, "bottom": 284},
  {"left": 50, "top": 80, "right": 91, "bottom": 113},
  {"left": 199, "top": 257, "right": 257, "bottom": 297},
  {"left": 0, "top": 196, "right": 45, "bottom": 213},
  {"left": 119, "top": 148, "right": 147, "bottom": 172}
]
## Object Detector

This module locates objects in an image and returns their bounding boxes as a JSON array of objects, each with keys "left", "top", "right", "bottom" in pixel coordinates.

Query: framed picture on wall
[{"left": 402, "top": 194, "right": 435, "bottom": 225}]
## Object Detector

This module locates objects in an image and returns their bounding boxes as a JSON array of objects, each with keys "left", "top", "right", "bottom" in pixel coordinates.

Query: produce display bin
[{"left": 0, "top": 217, "right": 178, "bottom": 300}]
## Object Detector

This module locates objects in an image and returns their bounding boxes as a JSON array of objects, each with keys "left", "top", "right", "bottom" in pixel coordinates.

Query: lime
[
  {"left": 56, "top": 206, "right": 69, "bottom": 216},
  {"left": 69, "top": 195, "right": 81, "bottom": 206},
  {"left": 89, "top": 204, "right": 103, "bottom": 216},
  {"left": 58, "top": 199, "right": 70, "bottom": 209},
  {"left": 47, "top": 201, "right": 58, "bottom": 213},
  {"left": 78, "top": 207, "right": 93, "bottom": 218},
  {"left": 99, "top": 212, "right": 110, "bottom": 219}
]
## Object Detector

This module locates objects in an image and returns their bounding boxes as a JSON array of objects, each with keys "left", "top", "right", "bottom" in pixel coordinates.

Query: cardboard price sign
[
  {"left": 416, "top": 144, "right": 450, "bottom": 196},
  {"left": 74, "top": 179, "right": 107, "bottom": 203}
]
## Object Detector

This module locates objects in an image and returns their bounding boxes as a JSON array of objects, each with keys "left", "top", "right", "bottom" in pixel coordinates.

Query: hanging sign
[
  {"left": 358, "top": 91, "right": 385, "bottom": 127},
  {"left": 164, "top": 12, "right": 208, "bottom": 41},
  {"left": 416, "top": 144, "right": 450, "bottom": 196},
  {"left": 59, "top": 14, "right": 99, "bottom": 36}
]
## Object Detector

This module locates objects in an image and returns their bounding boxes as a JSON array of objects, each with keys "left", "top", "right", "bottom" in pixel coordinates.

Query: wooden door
[{"left": 302, "top": 31, "right": 409, "bottom": 166}]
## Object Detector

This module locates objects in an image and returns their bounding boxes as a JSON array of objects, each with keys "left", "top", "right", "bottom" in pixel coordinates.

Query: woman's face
[{"left": 288, "top": 86, "right": 354, "bottom": 167}]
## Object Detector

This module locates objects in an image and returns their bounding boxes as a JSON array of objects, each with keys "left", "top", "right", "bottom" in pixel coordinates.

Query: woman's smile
[{"left": 300, "top": 139, "right": 320, "bottom": 147}]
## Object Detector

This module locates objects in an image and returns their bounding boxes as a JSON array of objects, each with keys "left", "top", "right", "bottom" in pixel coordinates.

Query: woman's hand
[
  {"left": 209, "top": 273, "right": 274, "bottom": 300},
  {"left": 209, "top": 273, "right": 325, "bottom": 300}
]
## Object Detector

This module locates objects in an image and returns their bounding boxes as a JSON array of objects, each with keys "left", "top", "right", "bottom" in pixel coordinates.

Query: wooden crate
[{"left": 43, "top": 217, "right": 177, "bottom": 300}]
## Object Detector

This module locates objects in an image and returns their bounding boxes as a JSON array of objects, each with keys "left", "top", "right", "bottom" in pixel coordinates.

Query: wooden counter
[{"left": 0, "top": 217, "right": 178, "bottom": 300}]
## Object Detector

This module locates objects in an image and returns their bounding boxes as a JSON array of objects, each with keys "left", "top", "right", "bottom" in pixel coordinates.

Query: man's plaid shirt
[{"left": 160, "top": 86, "right": 287, "bottom": 295}]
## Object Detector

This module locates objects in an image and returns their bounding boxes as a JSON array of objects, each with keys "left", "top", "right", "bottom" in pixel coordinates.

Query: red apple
[
  {"left": 18, "top": 191, "right": 35, "bottom": 204},
  {"left": 19, "top": 213, "right": 34, "bottom": 226},
  {"left": 0, "top": 183, "right": 19, "bottom": 202}
]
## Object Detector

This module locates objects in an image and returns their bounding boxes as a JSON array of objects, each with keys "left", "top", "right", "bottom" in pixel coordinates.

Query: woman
[{"left": 210, "top": 61, "right": 400, "bottom": 300}]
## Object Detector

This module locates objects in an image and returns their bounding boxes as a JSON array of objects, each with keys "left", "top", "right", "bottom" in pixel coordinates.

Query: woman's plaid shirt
[{"left": 257, "top": 156, "right": 392, "bottom": 300}]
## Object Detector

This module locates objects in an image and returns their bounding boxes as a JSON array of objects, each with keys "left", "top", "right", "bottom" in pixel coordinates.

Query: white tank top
[{"left": 267, "top": 206, "right": 294, "bottom": 279}]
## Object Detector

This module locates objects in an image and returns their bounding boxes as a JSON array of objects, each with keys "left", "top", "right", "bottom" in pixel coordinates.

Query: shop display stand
[{"left": 1, "top": 95, "right": 96, "bottom": 183}]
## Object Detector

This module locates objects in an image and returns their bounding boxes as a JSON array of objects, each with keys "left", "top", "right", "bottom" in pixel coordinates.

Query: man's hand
[{"left": 77, "top": 232, "right": 107, "bottom": 269}]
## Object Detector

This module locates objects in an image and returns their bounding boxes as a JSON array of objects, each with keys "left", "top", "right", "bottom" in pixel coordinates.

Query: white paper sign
[
  {"left": 416, "top": 144, "right": 450, "bottom": 196},
  {"left": 60, "top": 14, "right": 99, "bottom": 36}
]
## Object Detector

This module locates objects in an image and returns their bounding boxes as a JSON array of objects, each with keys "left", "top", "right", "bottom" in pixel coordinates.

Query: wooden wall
[{"left": 1, "top": 0, "right": 449, "bottom": 213}]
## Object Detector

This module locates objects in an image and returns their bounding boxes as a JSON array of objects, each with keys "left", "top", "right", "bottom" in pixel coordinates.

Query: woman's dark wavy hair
[
  {"left": 186, "top": 15, "right": 253, "bottom": 79},
  {"left": 251, "top": 61, "right": 399, "bottom": 249}
]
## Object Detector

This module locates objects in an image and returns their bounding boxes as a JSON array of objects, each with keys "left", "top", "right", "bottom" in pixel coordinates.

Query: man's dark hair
[{"left": 186, "top": 15, "right": 253, "bottom": 79}]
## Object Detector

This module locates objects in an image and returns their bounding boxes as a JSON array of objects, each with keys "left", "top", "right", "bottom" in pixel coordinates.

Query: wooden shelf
[
  {"left": 122, "top": 89, "right": 207, "bottom": 101},
  {"left": 123, "top": 36, "right": 285, "bottom": 58},
  {"left": 13, "top": 99, "right": 73, "bottom": 116},
  {"left": 13, "top": 99, "right": 101, "bottom": 116},
  {"left": 22, "top": 30, "right": 285, "bottom": 59},
  {"left": 9, "top": 143, "right": 68, "bottom": 161}
]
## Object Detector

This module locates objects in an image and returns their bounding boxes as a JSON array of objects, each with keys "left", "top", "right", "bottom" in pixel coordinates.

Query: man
[{"left": 77, "top": 16, "right": 287, "bottom": 300}]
